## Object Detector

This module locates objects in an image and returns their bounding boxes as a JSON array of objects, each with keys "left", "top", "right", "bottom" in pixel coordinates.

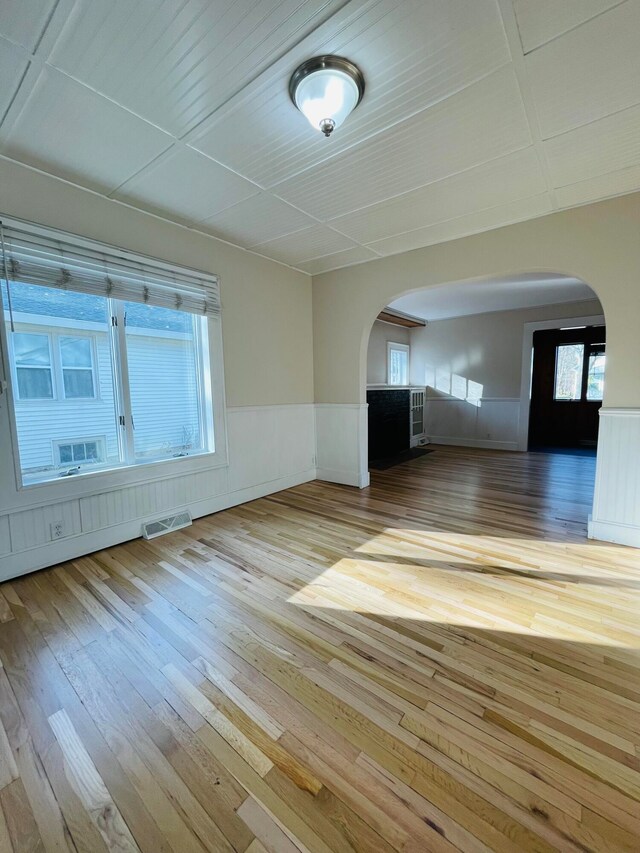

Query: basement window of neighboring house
[
  {"left": 56, "top": 438, "right": 105, "bottom": 467},
  {"left": 0, "top": 220, "right": 225, "bottom": 487},
  {"left": 387, "top": 342, "right": 410, "bottom": 385}
]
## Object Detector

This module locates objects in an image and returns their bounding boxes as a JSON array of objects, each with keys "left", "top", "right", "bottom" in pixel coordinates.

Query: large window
[
  {"left": 0, "top": 220, "right": 221, "bottom": 486},
  {"left": 387, "top": 342, "right": 410, "bottom": 386},
  {"left": 3, "top": 283, "right": 213, "bottom": 483}
]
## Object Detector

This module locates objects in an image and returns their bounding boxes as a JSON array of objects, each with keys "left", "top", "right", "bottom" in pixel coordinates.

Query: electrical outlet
[{"left": 50, "top": 521, "right": 65, "bottom": 540}]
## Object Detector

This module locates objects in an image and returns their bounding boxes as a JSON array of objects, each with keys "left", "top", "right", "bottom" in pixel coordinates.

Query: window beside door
[{"left": 553, "top": 340, "right": 605, "bottom": 403}]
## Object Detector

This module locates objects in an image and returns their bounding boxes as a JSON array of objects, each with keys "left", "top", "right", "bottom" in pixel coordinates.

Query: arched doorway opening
[{"left": 362, "top": 271, "right": 605, "bottom": 525}]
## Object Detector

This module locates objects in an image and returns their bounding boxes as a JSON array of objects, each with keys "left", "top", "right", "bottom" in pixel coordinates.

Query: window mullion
[
  {"left": 194, "top": 316, "right": 209, "bottom": 452},
  {"left": 580, "top": 343, "right": 590, "bottom": 402},
  {"left": 109, "top": 299, "right": 135, "bottom": 465}
]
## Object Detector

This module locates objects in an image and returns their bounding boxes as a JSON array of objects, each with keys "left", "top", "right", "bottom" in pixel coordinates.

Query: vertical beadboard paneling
[
  {"left": 425, "top": 397, "right": 520, "bottom": 450},
  {"left": 9, "top": 499, "right": 82, "bottom": 551},
  {"left": 590, "top": 409, "right": 640, "bottom": 546},
  {"left": 0, "top": 516, "right": 10, "bottom": 556},
  {"left": 227, "top": 404, "right": 315, "bottom": 492},
  {"left": 1, "top": 403, "right": 316, "bottom": 576},
  {"left": 315, "top": 404, "right": 369, "bottom": 488},
  {"left": 78, "top": 467, "right": 228, "bottom": 532},
  {"left": 227, "top": 407, "right": 280, "bottom": 492},
  {"left": 277, "top": 404, "right": 315, "bottom": 479}
]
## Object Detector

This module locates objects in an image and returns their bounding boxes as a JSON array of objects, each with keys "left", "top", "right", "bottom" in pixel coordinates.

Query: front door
[{"left": 529, "top": 325, "right": 606, "bottom": 449}]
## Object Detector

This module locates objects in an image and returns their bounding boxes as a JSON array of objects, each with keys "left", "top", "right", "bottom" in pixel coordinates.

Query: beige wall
[
  {"left": 312, "top": 192, "right": 640, "bottom": 407},
  {"left": 409, "top": 299, "right": 603, "bottom": 398},
  {"left": 0, "top": 159, "right": 314, "bottom": 408},
  {"left": 366, "top": 320, "right": 410, "bottom": 385}
]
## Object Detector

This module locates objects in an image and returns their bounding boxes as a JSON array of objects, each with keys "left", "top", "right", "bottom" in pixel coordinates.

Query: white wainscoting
[
  {"left": 0, "top": 403, "right": 316, "bottom": 581},
  {"left": 589, "top": 408, "right": 640, "bottom": 548},
  {"left": 315, "top": 403, "right": 369, "bottom": 489},
  {"left": 425, "top": 396, "right": 521, "bottom": 451}
]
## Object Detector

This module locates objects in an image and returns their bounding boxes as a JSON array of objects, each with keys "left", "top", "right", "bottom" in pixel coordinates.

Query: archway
[
  {"left": 364, "top": 271, "right": 603, "bottom": 451},
  {"left": 361, "top": 272, "right": 605, "bottom": 530},
  {"left": 312, "top": 197, "right": 640, "bottom": 547}
]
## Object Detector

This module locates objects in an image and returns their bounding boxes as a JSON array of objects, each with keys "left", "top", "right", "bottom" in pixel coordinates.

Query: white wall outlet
[{"left": 50, "top": 521, "right": 65, "bottom": 540}]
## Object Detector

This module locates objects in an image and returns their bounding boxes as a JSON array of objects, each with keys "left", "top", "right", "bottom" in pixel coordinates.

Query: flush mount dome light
[{"left": 289, "top": 56, "right": 364, "bottom": 137}]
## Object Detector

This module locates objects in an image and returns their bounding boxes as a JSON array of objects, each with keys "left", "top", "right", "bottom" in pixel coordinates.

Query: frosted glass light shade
[{"left": 290, "top": 57, "right": 364, "bottom": 137}]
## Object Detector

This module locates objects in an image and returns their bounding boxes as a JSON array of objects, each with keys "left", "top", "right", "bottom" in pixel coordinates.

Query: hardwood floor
[{"left": 1, "top": 446, "right": 639, "bottom": 852}]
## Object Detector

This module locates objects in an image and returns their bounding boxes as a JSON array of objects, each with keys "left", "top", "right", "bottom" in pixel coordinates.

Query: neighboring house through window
[{"left": 11, "top": 330, "right": 97, "bottom": 401}]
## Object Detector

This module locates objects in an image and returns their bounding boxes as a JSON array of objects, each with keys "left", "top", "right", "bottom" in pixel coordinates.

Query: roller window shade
[{"left": 0, "top": 221, "right": 220, "bottom": 317}]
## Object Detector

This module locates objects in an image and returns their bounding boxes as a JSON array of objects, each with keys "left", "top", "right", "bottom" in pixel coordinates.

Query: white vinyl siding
[
  {"left": 126, "top": 331, "right": 201, "bottom": 459},
  {"left": 13, "top": 330, "right": 119, "bottom": 472}
]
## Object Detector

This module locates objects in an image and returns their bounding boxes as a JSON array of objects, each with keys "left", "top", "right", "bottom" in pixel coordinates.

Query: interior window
[{"left": 388, "top": 343, "right": 409, "bottom": 385}]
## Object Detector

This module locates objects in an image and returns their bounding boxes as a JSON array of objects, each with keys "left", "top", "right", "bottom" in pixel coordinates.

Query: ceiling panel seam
[{"left": 497, "top": 0, "right": 558, "bottom": 209}]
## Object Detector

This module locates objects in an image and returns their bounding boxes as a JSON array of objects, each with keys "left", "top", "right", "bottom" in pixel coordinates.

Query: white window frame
[
  {"left": 387, "top": 342, "right": 410, "bottom": 386},
  {"left": 0, "top": 248, "right": 227, "bottom": 500}
]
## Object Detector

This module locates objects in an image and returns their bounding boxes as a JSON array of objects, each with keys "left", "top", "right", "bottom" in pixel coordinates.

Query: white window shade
[{"left": 0, "top": 220, "right": 220, "bottom": 319}]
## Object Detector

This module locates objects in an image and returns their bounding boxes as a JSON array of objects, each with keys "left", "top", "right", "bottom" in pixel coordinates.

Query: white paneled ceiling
[{"left": 0, "top": 0, "right": 639, "bottom": 274}]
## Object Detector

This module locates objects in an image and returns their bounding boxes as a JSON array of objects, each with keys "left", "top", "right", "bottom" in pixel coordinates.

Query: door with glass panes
[{"left": 528, "top": 325, "right": 605, "bottom": 449}]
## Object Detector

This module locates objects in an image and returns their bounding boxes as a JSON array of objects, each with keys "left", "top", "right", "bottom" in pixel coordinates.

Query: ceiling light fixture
[{"left": 289, "top": 55, "right": 365, "bottom": 138}]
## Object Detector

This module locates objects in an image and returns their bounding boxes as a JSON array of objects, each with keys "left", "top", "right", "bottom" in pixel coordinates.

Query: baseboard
[
  {"left": 427, "top": 436, "right": 520, "bottom": 451},
  {"left": 588, "top": 518, "right": 640, "bottom": 548},
  {"left": 316, "top": 467, "right": 370, "bottom": 489},
  {"left": 0, "top": 468, "right": 316, "bottom": 582}
]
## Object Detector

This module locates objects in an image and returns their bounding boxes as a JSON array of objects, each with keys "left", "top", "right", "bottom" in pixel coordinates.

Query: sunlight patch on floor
[
  {"left": 285, "top": 529, "right": 640, "bottom": 649},
  {"left": 352, "top": 528, "right": 640, "bottom": 577}
]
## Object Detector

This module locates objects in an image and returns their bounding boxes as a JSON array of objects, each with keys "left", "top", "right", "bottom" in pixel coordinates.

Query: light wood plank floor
[{"left": 1, "top": 446, "right": 639, "bottom": 852}]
